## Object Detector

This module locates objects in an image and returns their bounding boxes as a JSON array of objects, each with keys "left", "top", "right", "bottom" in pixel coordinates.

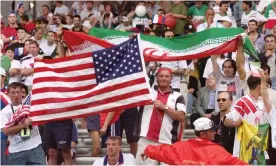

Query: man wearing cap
[
  {"left": 140, "top": 117, "right": 247, "bottom": 165},
  {"left": 16, "top": 3, "right": 33, "bottom": 23},
  {"left": 134, "top": 67, "right": 186, "bottom": 165}
]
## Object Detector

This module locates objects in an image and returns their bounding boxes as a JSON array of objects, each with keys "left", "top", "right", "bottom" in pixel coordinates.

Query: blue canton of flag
[{"left": 93, "top": 37, "right": 143, "bottom": 83}]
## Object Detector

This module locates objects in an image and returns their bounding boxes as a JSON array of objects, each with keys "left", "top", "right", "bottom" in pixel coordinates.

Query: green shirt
[
  {"left": 264, "top": 2, "right": 276, "bottom": 18},
  {"left": 170, "top": 3, "right": 187, "bottom": 35},
  {"left": 1, "top": 55, "right": 11, "bottom": 85},
  {"left": 188, "top": 4, "right": 208, "bottom": 20}
]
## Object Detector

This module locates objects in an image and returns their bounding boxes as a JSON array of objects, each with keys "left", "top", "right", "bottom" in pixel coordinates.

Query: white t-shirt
[
  {"left": 226, "top": 95, "right": 270, "bottom": 156},
  {"left": 268, "top": 106, "right": 276, "bottom": 148},
  {"left": 197, "top": 21, "right": 224, "bottom": 32},
  {"left": 214, "top": 14, "right": 237, "bottom": 27},
  {"left": 241, "top": 10, "right": 268, "bottom": 25},
  {"left": 152, "top": 61, "right": 188, "bottom": 89},
  {"left": 20, "top": 54, "right": 34, "bottom": 87},
  {"left": 40, "top": 42, "right": 56, "bottom": 57},
  {"left": 92, "top": 153, "right": 135, "bottom": 166},
  {"left": 71, "top": 1, "right": 86, "bottom": 15},
  {"left": 54, "top": 5, "right": 69, "bottom": 15},
  {"left": 31, "top": 37, "right": 47, "bottom": 47},
  {"left": 0, "top": 104, "right": 42, "bottom": 153},
  {"left": 9, "top": 60, "right": 21, "bottom": 84},
  {"left": 80, "top": 9, "right": 101, "bottom": 20},
  {"left": 63, "top": 24, "right": 74, "bottom": 30}
]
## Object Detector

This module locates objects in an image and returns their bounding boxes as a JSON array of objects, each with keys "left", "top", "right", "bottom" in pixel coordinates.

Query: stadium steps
[{"left": 74, "top": 114, "right": 194, "bottom": 165}]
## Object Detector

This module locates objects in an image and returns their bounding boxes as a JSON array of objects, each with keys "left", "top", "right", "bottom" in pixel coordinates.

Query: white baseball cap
[
  {"left": 0, "top": 68, "right": 6, "bottom": 77},
  {"left": 218, "top": 16, "right": 232, "bottom": 24},
  {"left": 193, "top": 117, "right": 218, "bottom": 131}
]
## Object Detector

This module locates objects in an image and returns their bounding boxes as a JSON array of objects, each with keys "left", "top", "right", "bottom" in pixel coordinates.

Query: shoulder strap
[{"left": 10, "top": 105, "right": 15, "bottom": 114}]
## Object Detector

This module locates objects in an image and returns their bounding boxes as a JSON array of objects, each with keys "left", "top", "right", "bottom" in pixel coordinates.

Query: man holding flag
[{"left": 0, "top": 82, "right": 45, "bottom": 165}]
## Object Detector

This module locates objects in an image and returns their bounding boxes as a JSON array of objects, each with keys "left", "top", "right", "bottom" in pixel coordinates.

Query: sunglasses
[{"left": 217, "top": 98, "right": 227, "bottom": 102}]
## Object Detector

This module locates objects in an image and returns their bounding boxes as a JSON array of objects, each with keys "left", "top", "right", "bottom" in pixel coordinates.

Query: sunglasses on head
[{"left": 217, "top": 98, "right": 227, "bottom": 102}]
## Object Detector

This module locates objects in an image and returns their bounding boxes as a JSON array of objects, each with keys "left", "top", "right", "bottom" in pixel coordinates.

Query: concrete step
[
  {"left": 74, "top": 157, "right": 99, "bottom": 165},
  {"left": 76, "top": 147, "right": 131, "bottom": 157}
]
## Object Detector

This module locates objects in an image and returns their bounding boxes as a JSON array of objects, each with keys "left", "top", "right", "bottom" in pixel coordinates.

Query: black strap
[{"left": 10, "top": 105, "right": 15, "bottom": 114}]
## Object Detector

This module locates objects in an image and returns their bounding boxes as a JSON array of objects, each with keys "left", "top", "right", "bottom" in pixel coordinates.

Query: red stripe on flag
[
  {"left": 32, "top": 84, "right": 97, "bottom": 97},
  {"left": 242, "top": 97, "right": 257, "bottom": 114},
  {"left": 35, "top": 52, "right": 92, "bottom": 64},
  {"left": 32, "top": 77, "right": 146, "bottom": 104},
  {"left": 35, "top": 63, "right": 94, "bottom": 73},
  {"left": 31, "top": 88, "right": 150, "bottom": 116},
  {"left": 31, "top": 100, "right": 152, "bottom": 126},
  {"left": 33, "top": 74, "right": 96, "bottom": 84}
]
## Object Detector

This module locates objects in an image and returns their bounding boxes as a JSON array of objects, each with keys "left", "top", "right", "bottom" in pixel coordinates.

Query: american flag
[{"left": 30, "top": 36, "right": 152, "bottom": 125}]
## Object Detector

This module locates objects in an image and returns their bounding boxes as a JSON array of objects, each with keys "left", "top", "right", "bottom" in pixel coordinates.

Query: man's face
[
  {"left": 164, "top": 31, "right": 174, "bottom": 38},
  {"left": 35, "top": 29, "right": 43, "bottom": 40},
  {"left": 220, "top": 3, "right": 229, "bottom": 14},
  {"left": 24, "top": 41, "right": 31, "bottom": 53},
  {"left": 156, "top": 70, "right": 172, "bottom": 88},
  {"left": 66, "top": 16, "right": 73, "bottom": 24},
  {"left": 195, "top": 1, "right": 203, "bottom": 8},
  {"left": 217, "top": 92, "right": 232, "bottom": 112},
  {"left": 263, "top": 69, "right": 269, "bottom": 81},
  {"left": 8, "top": 14, "right": 17, "bottom": 24},
  {"left": 223, "top": 61, "right": 235, "bottom": 77},
  {"left": 29, "top": 44, "right": 39, "bottom": 56},
  {"left": 105, "top": 5, "right": 111, "bottom": 12},
  {"left": 73, "top": 17, "right": 81, "bottom": 27},
  {"left": 106, "top": 139, "right": 121, "bottom": 156},
  {"left": 17, "top": 29, "right": 26, "bottom": 40},
  {"left": 202, "top": 129, "right": 215, "bottom": 141},
  {"left": 86, "top": 2, "right": 94, "bottom": 10},
  {"left": 242, "top": 2, "right": 249, "bottom": 11},
  {"left": 207, "top": 76, "right": 216, "bottom": 87},
  {"left": 47, "top": 32, "right": 55, "bottom": 43},
  {"left": 248, "top": 21, "right": 258, "bottom": 32},
  {"left": 6, "top": 50, "right": 15, "bottom": 61},
  {"left": 22, "top": 88, "right": 27, "bottom": 99},
  {"left": 42, "top": 6, "right": 49, "bottom": 15},
  {"left": 1, "top": 75, "right": 5, "bottom": 86},
  {"left": 206, "top": 9, "right": 215, "bottom": 21},
  {"left": 265, "top": 37, "right": 276, "bottom": 50},
  {"left": 8, "top": 87, "right": 22, "bottom": 106},
  {"left": 18, "top": 5, "right": 25, "bottom": 14}
]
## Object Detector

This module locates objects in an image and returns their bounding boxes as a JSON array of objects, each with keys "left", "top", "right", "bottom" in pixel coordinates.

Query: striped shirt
[{"left": 134, "top": 86, "right": 186, "bottom": 144}]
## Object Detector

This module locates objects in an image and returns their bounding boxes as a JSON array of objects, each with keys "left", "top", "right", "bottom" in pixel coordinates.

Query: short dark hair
[
  {"left": 16, "top": 26, "right": 26, "bottom": 32},
  {"left": 107, "top": 136, "right": 122, "bottom": 145},
  {"left": 20, "top": 14, "right": 29, "bottom": 22},
  {"left": 163, "top": 29, "right": 174, "bottom": 37},
  {"left": 47, "top": 30, "right": 56, "bottom": 35},
  {"left": 243, "top": 1, "right": 252, "bottom": 8},
  {"left": 29, "top": 40, "right": 39, "bottom": 48},
  {"left": 5, "top": 47, "right": 14, "bottom": 53},
  {"left": 261, "top": 63, "right": 271, "bottom": 75},
  {"left": 20, "top": 83, "right": 29, "bottom": 95},
  {"left": 56, "top": 1, "right": 62, "bottom": 4},
  {"left": 219, "top": 1, "right": 229, "bottom": 7},
  {"left": 73, "top": 15, "right": 81, "bottom": 20},
  {"left": 7, "top": 82, "right": 22, "bottom": 93},
  {"left": 66, "top": 14, "right": 73, "bottom": 19},
  {"left": 222, "top": 59, "right": 237, "bottom": 76},
  {"left": 247, "top": 75, "right": 261, "bottom": 90},
  {"left": 264, "top": 34, "right": 276, "bottom": 42},
  {"left": 25, "top": 39, "right": 34, "bottom": 43},
  {"left": 157, "top": 9, "right": 165, "bottom": 14},
  {"left": 86, "top": 1, "right": 94, "bottom": 5},
  {"left": 42, "top": 4, "right": 50, "bottom": 10},
  {"left": 248, "top": 19, "right": 258, "bottom": 26}
]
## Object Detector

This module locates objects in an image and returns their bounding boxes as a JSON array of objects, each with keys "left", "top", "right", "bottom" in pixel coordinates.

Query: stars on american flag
[{"left": 93, "top": 38, "right": 143, "bottom": 83}]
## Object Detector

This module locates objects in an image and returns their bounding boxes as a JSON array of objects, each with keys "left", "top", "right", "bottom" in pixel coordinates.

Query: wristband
[{"left": 9, "top": 36, "right": 15, "bottom": 41}]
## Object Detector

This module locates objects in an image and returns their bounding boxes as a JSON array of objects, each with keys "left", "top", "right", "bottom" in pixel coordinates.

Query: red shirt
[
  {"left": 1, "top": 26, "right": 17, "bottom": 53},
  {"left": 22, "top": 22, "right": 36, "bottom": 33}
]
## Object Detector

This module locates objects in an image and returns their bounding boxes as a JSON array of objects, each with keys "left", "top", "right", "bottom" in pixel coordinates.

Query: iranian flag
[{"left": 64, "top": 28, "right": 259, "bottom": 62}]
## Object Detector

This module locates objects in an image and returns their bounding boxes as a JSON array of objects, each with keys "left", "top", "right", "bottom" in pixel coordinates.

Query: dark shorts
[
  {"left": 101, "top": 120, "right": 121, "bottom": 148},
  {"left": 42, "top": 119, "right": 73, "bottom": 150},
  {"left": 120, "top": 107, "right": 139, "bottom": 143},
  {"left": 87, "top": 115, "right": 100, "bottom": 132}
]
